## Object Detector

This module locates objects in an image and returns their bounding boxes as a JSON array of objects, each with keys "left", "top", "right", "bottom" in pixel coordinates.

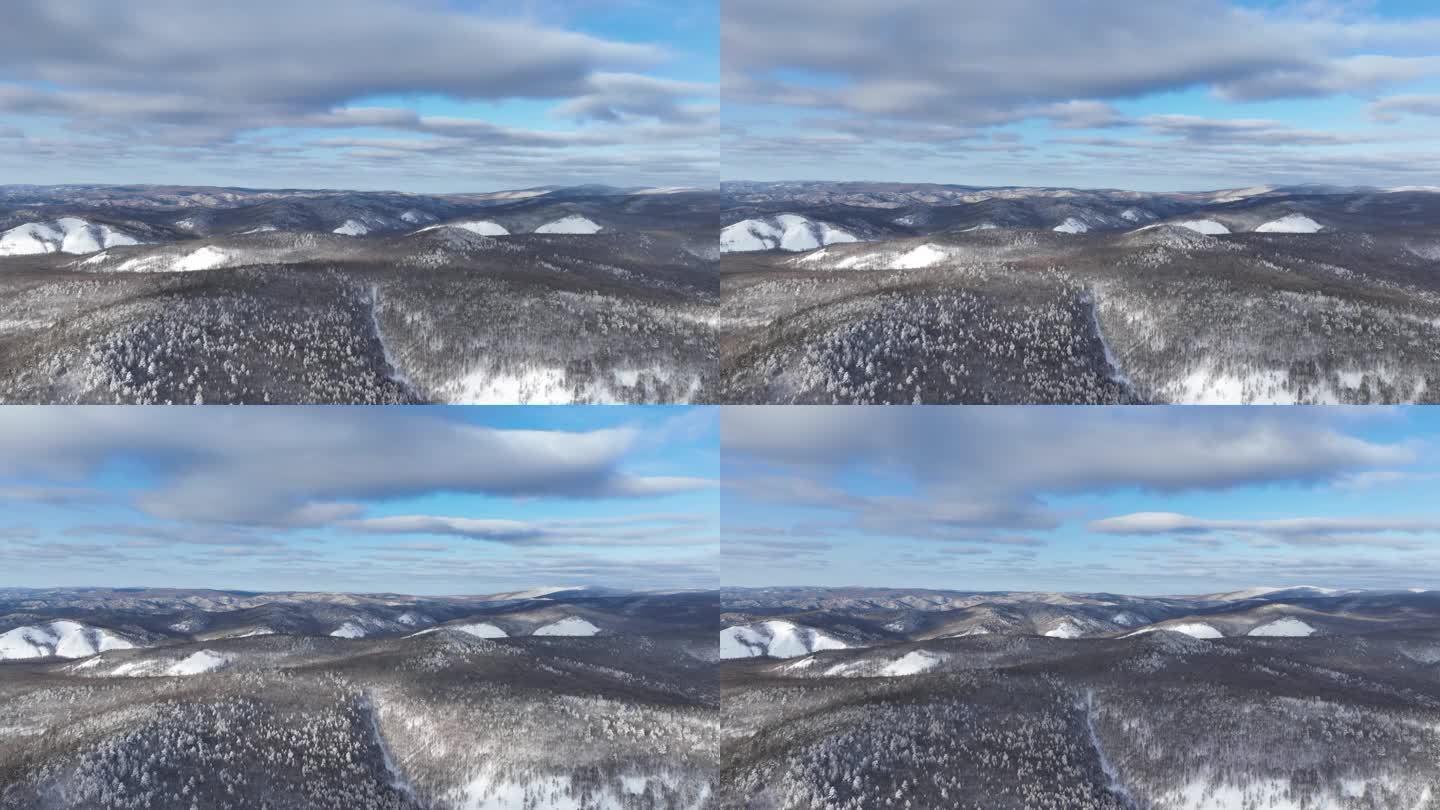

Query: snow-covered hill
[
  {"left": 533, "top": 616, "right": 601, "bottom": 636},
  {"left": 0, "top": 619, "right": 137, "bottom": 660},
  {"left": 416, "top": 219, "right": 510, "bottom": 236},
  {"left": 77, "top": 649, "right": 232, "bottom": 678},
  {"left": 1247, "top": 618, "right": 1318, "bottom": 637},
  {"left": 0, "top": 218, "right": 143, "bottom": 256},
  {"left": 1125, "top": 622, "right": 1223, "bottom": 640},
  {"left": 720, "top": 620, "right": 849, "bottom": 659},
  {"left": 535, "top": 215, "right": 602, "bottom": 234},
  {"left": 721, "top": 214, "right": 859, "bottom": 253},
  {"left": 332, "top": 219, "right": 372, "bottom": 236},
  {"left": 1255, "top": 214, "right": 1323, "bottom": 233}
]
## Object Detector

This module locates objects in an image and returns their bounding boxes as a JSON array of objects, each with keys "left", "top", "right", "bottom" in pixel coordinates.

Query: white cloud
[{"left": 0, "top": 408, "right": 712, "bottom": 526}]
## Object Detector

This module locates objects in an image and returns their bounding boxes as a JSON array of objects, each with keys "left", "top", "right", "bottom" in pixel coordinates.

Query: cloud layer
[
  {"left": 723, "top": 0, "right": 1440, "bottom": 187},
  {"left": 0, "top": 408, "right": 709, "bottom": 526},
  {"left": 722, "top": 407, "right": 1437, "bottom": 592},
  {"left": 0, "top": 0, "right": 717, "bottom": 188}
]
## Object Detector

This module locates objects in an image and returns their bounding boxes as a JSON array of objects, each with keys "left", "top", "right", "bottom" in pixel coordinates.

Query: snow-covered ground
[
  {"left": 720, "top": 620, "right": 848, "bottom": 659},
  {"left": 891, "top": 243, "right": 949, "bottom": 269},
  {"left": 1247, "top": 618, "right": 1317, "bottom": 637},
  {"left": 333, "top": 219, "right": 371, "bottom": 236},
  {"left": 879, "top": 650, "right": 946, "bottom": 676},
  {"left": 0, "top": 218, "right": 142, "bottom": 256},
  {"left": 1156, "top": 776, "right": 1393, "bottom": 810},
  {"left": 331, "top": 622, "right": 368, "bottom": 639},
  {"left": 111, "top": 245, "right": 230, "bottom": 273},
  {"left": 166, "top": 650, "right": 229, "bottom": 675},
  {"left": 1053, "top": 217, "right": 1090, "bottom": 234},
  {"left": 434, "top": 362, "right": 703, "bottom": 405},
  {"left": 0, "top": 620, "right": 136, "bottom": 660},
  {"left": 1043, "top": 620, "right": 1085, "bottom": 639},
  {"left": 418, "top": 220, "right": 510, "bottom": 236},
  {"left": 535, "top": 215, "right": 601, "bottom": 234},
  {"left": 1126, "top": 622, "right": 1223, "bottom": 639},
  {"left": 210, "top": 627, "right": 275, "bottom": 640},
  {"left": 721, "top": 214, "right": 857, "bottom": 253},
  {"left": 400, "top": 210, "right": 436, "bottom": 224},
  {"left": 456, "top": 766, "right": 691, "bottom": 810},
  {"left": 1109, "top": 613, "right": 1145, "bottom": 627},
  {"left": 410, "top": 622, "right": 509, "bottom": 640},
  {"left": 532, "top": 617, "right": 600, "bottom": 637},
  {"left": 1255, "top": 214, "right": 1323, "bottom": 233},
  {"left": 1173, "top": 219, "right": 1231, "bottom": 235}
]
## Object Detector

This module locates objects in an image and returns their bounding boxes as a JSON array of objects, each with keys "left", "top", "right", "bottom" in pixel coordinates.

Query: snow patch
[
  {"left": 880, "top": 650, "right": 946, "bottom": 676},
  {"left": 333, "top": 219, "right": 371, "bottom": 236},
  {"left": 451, "top": 622, "right": 509, "bottom": 639},
  {"left": 1044, "top": 620, "right": 1085, "bottom": 639},
  {"left": 0, "top": 218, "right": 142, "bottom": 256},
  {"left": 533, "top": 617, "right": 600, "bottom": 637},
  {"left": 891, "top": 243, "right": 948, "bottom": 269},
  {"left": 113, "top": 245, "right": 229, "bottom": 273},
  {"left": 165, "top": 650, "right": 229, "bottom": 676},
  {"left": 1255, "top": 214, "right": 1322, "bottom": 233},
  {"left": 720, "top": 620, "right": 848, "bottom": 659},
  {"left": 1173, "top": 219, "right": 1231, "bottom": 235},
  {"left": 331, "top": 622, "right": 368, "bottom": 639},
  {"left": 535, "top": 215, "right": 601, "bottom": 234},
  {"left": 0, "top": 620, "right": 136, "bottom": 660},
  {"left": 1248, "top": 618, "right": 1317, "bottom": 637},
  {"left": 1127, "top": 622, "right": 1223, "bottom": 639},
  {"left": 1053, "top": 217, "right": 1090, "bottom": 234},
  {"left": 721, "top": 215, "right": 857, "bottom": 253}
]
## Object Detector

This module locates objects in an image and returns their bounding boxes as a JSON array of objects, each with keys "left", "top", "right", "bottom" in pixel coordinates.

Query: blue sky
[
  {"left": 722, "top": 0, "right": 1440, "bottom": 189},
  {"left": 722, "top": 406, "right": 1440, "bottom": 595},
  {"left": 0, "top": 0, "right": 717, "bottom": 191},
  {"left": 0, "top": 406, "right": 718, "bottom": 594}
]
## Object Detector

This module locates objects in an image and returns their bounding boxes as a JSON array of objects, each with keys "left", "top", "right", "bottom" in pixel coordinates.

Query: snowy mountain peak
[
  {"left": 0, "top": 619, "right": 137, "bottom": 660},
  {"left": 0, "top": 217, "right": 143, "bottom": 256},
  {"left": 720, "top": 620, "right": 849, "bottom": 659},
  {"left": 721, "top": 214, "right": 859, "bottom": 253}
]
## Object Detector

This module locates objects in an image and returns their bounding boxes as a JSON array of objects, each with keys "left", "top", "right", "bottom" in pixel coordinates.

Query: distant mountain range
[
  {"left": 721, "top": 181, "right": 1440, "bottom": 405},
  {"left": 0, "top": 586, "right": 718, "bottom": 810},
  {"left": 0, "top": 184, "right": 719, "bottom": 405},
  {"left": 721, "top": 585, "right": 1440, "bottom": 809}
]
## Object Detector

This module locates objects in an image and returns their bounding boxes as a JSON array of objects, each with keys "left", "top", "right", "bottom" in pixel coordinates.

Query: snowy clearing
[
  {"left": 1248, "top": 618, "right": 1317, "bottom": 637},
  {"left": 535, "top": 215, "right": 601, "bottom": 234},
  {"left": 333, "top": 219, "right": 371, "bottom": 236},
  {"left": 720, "top": 620, "right": 848, "bottom": 659},
  {"left": 1255, "top": 214, "right": 1323, "bottom": 233},
  {"left": 418, "top": 220, "right": 510, "bottom": 236},
  {"left": 880, "top": 650, "right": 946, "bottom": 676},
  {"left": 1127, "top": 622, "right": 1223, "bottom": 639},
  {"left": 533, "top": 617, "right": 600, "bottom": 637}
]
